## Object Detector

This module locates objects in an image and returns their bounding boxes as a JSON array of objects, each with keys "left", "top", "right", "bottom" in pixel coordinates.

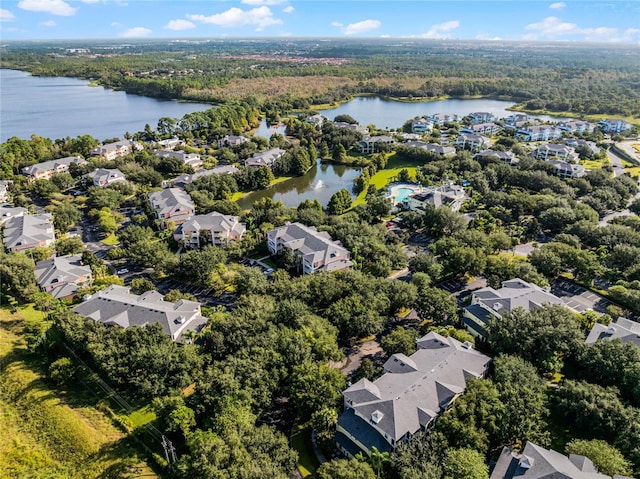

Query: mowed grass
[
  {"left": 0, "top": 308, "right": 157, "bottom": 479},
  {"left": 352, "top": 162, "right": 418, "bottom": 206},
  {"left": 290, "top": 423, "right": 320, "bottom": 477}
]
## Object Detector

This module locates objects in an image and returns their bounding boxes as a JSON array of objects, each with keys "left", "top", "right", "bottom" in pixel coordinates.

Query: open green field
[
  {"left": 0, "top": 307, "right": 157, "bottom": 479},
  {"left": 352, "top": 153, "right": 421, "bottom": 206},
  {"left": 290, "top": 424, "right": 320, "bottom": 478}
]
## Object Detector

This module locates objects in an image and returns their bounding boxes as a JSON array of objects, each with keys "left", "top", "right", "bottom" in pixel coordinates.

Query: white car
[
  {"left": 263, "top": 268, "right": 275, "bottom": 275},
  {"left": 116, "top": 269, "right": 129, "bottom": 275}
]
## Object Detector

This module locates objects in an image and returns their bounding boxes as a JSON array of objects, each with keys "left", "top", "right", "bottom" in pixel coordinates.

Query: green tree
[
  {"left": 289, "top": 361, "right": 346, "bottom": 419},
  {"left": 129, "top": 278, "right": 156, "bottom": 295},
  {"left": 380, "top": 326, "right": 418, "bottom": 356},
  {"left": 49, "top": 357, "right": 76, "bottom": 386},
  {"left": 442, "top": 448, "right": 488, "bottom": 479},
  {"left": 164, "top": 289, "right": 197, "bottom": 303},
  {"left": 566, "top": 439, "right": 632, "bottom": 477},
  {"left": 0, "top": 252, "right": 38, "bottom": 302},
  {"left": 414, "top": 287, "right": 459, "bottom": 325},
  {"left": 55, "top": 236, "right": 85, "bottom": 256},
  {"left": 327, "top": 188, "right": 353, "bottom": 215},
  {"left": 316, "top": 459, "right": 376, "bottom": 479},
  {"left": 332, "top": 143, "right": 348, "bottom": 163}
]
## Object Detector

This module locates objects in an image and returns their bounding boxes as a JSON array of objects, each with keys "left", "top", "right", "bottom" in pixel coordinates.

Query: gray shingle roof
[
  {"left": 35, "top": 254, "right": 91, "bottom": 297},
  {"left": 471, "top": 278, "right": 566, "bottom": 316},
  {"left": 0, "top": 204, "right": 28, "bottom": 225},
  {"left": 2, "top": 213, "right": 56, "bottom": 251},
  {"left": 148, "top": 188, "right": 195, "bottom": 216},
  {"left": 22, "top": 156, "right": 87, "bottom": 176},
  {"left": 585, "top": 317, "right": 640, "bottom": 346},
  {"left": 341, "top": 332, "right": 490, "bottom": 448},
  {"left": 490, "top": 442, "right": 618, "bottom": 479},
  {"left": 73, "top": 285, "right": 208, "bottom": 342},
  {"left": 177, "top": 211, "right": 246, "bottom": 237},
  {"left": 84, "top": 168, "right": 127, "bottom": 186}
]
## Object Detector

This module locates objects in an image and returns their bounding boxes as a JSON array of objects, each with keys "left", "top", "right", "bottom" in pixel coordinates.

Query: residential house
[
  {"left": 404, "top": 141, "right": 456, "bottom": 157},
  {"left": 155, "top": 137, "right": 183, "bottom": 150},
  {"left": 168, "top": 165, "right": 240, "bottom": 188},
  {"left": 548, "top": 160, "right": 586, "bottom": 179},
  {"left": 2, "top": 213, "right": 56, "bottom": 253},
  {"left": 148, "top": 188, "right": 195, "bottom": 226},
  {"left": 533, "top": 143, "right": 579, "bottom": 161},
  {"left": 504, "top": 113, "right": 531, "bottom": 125},
  {"left": 563, "top": 138, "right": 600, "bottom": 156},
  {"left": 404, "top": 184, "right": 466, "bottom": 212},
  {"left": 460, "top": 122, "right": 501, "bottom": 136},
  {"left": 90, "top": 140, "right": 141, "bottom": 161},
  {"left": 22, "top": 156, "right": 87, "bottom": 181},
  {"left": 557, "top": 120, "right": 594, "bottom": 134},
  {"left": 490, "top": 441, "right": 632, "bottom": 479},
  {"left": 73, "top": 285, "right": 208, "bottom": 343},
  {"left": 333, "top": 122, "right": 370, "bottom": 134},
  {"left": 358, "top": 136, "right": 394, "bottom": 154},
  {"left": 411, "top": 118, "right": 433, "bottom": 134},
  {"left": 454, "top": 134, "right": 490, "bottom": 151},
  {"left": 305, "top": 114, "right": 326, "bottom": 127},
  {"left": 0, "top": 180, "right": 12, "bottom": 203},
  {"left": 585, "top": 317, "right": 640, "bottom": 347},
  {"left": 474, "top": 149, "right": 519, "bottom": 166},
  {"left": 84, "top": 168, "right": 127, "bottom": 188},
  {"left": 0, "top": 204, "right": 28, "bottom": 225},
  {"left": 336, "top": 332, "right": 491, "bottom": 457},
  {"left": 267, "top": 222, "right": 352, "bottom": 274},
  {"left": 35, "top": 254, "right": 92, "bottom": 299},
  {"left": 463, "top": 278, "right": 567, "bottom": 338},
  {"left": 245, "top": 148, "right": 286, "bottom": 168},
  {"left": 597, "top": 118, "right": 632, "bottom": 134},
  {"left": 468, "top": 112, "right": 496, "bottom": 124},
  {"left": 515, "top": 125, "right": 562, "bottom": 142},
  {"left": 426, "top": 113, "right": 460, "bottom": 125},
  {"left": 174, "top": 212, "right": 246, "bottom": 248},
  {"left": 156, "top": 149, "right": 203, "bottom": 170},
  {"left": 217, "top": 135, "right": 250, "bottom": 148}
]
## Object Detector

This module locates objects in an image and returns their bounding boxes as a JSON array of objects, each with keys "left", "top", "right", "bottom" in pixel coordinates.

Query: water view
[
  {"left": 0, "top": 69, "right": 213, "bottom": 142},
  {"left": 319, "top": 96, "right": 571, "bottom": 129},
  {"left": 237, "top": 159, "right": 361, "bottom": 209}
]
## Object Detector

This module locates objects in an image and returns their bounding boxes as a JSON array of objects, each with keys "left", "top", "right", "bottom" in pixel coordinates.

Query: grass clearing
[
  {"left": 291, "top": 423, "right": 320, "bottom": 477},
  {"left": 0, "top": 307, "right": 157, "bottom": 478},
  {"left": 100, "top": 234, "right": 120, "bottom": 246},
  {"left": 581, "top": 157, "right": 609, "bottom": 170},
  {"left": 127, "top": 405, "right": 156, "bottom": 429},
  {"left": 353, "top": 166, "right": 418, "bottom": 206}
]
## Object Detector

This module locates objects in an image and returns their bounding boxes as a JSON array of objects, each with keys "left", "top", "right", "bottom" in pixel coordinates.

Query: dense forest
[{"left": 2, "top": 39, "right": 639, "bottom": 117}]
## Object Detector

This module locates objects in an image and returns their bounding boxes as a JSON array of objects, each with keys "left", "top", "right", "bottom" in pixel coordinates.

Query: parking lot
[
  {"left": 551, "top": 279, "right": 611, "bottom": 314},
  {"left": 155, "top": 279, "right": 236, "bottom": 309}
]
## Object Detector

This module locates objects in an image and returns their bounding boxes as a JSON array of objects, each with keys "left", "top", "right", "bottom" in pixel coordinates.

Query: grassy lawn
[
  {"left": 291, "top": 423, "right": 320, "bottom": 478},
  {"left": 0, "top": 307, "right": 157, "bottom": 478},
  {"left": 581, "top": 157, "right": 610, "bottom": 170},
  {"left": 101, "top": 234, "right": 120, "bottom": 246},
  {"left": 127, "top": 405, "right": 156, "bottom": 429},
  {"left": 352, "top": 166, "right": 418, "bottom": 206},
  {"left": 17, "top": 304, "right": 46, "bottom": 322}
]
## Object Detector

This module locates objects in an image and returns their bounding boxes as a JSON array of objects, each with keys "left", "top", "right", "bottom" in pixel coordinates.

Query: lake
[
  {"left": 237, "top": 159, "right": 361, "bottom": 209},
  {"left": 318, "top": 96, "right": 570, "bottom": 129},
  {"left": 0, "top": 69, "right": 214, "bottom": 142}
]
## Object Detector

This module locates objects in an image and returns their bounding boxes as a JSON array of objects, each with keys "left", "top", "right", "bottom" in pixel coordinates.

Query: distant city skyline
[{"left": 1, "top": 1, "right": 638, "bottom": 44}]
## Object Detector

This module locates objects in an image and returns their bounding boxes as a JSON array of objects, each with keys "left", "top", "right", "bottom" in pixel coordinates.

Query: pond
[
  {"left": 236, "top": 159, "right": 361, "bottom": 209},
  {"left": 318, "top": 96, "right": 571, "bottom": 129}
]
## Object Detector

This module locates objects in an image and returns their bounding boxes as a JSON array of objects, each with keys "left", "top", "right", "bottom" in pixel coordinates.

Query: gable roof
[
  {"left": 585, "top": 317, "right": 640, "bottom": 347},
  {"left": 35, "top": 254, "right": 91, "bottom": 298},
  {"left": 490, "top": 441, "right": 624, "bottom": 479},
  {"left": 177, "top": 211, "right": 246, "bottom": 236},
  {"left": 472, "top": 278, "right": 565, "bottom": 316},
  {"left": 84, "top": 168, "right": 127, "bottom": 185},
  {"left": 342, "top": 332, "right": 490, "bottom": 443},
  {"left": 73, "top": 285, "right": 208, "bottom": 342},
  {"left": 22, "top": 156, "right": 87, "bottom": 176},
  {"left": 2, "top": 213, "right": 55, "bottom": 250},
  {"left": 0, "top": 204, "right": 28, "bottom": 225},
  {"left": 148, "top": 188, "right": 195, "bottom": 215}
]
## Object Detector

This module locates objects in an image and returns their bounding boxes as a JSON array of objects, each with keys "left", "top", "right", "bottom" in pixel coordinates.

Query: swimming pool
[{"left": 393, "top": 187, "right": 416, "bottom": 204}]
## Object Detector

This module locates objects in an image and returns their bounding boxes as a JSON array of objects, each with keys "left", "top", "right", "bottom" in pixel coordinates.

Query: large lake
[
  {"left": 0, "top": 69, "right": 214, "bottom": 142},
  {"left": 318, "top": 96, "right": 570, "bottom": 129}
]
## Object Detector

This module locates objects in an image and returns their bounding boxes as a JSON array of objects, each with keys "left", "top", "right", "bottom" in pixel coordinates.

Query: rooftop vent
[
  {"left": 371, "top": 410, "right": 384, "bottom": 424},
  {"left": 461, "top": 341, "right": 473, "bottom": 349}
]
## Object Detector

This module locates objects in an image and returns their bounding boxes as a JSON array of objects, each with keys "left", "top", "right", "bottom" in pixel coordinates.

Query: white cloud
[
  {"left": 525, "top": 16, "right": 640, "bottom": 42},
  {"left": 282, "top": 5, "right": 294, "bottom": 14},
  {"left": 80, "top": 0, "right": 100, "bottom": 3},
  {"left": 17, "top": 0, "right": 76, "bottom": 16},
  {"left": 165, "top": 19, "right": 195, "bottom": 31},
  {"left": 241, "top": 0, "right": 286, "bottom": 4},
  {"left": 121, "top": 26, "right": 151, "bottom": 37},
  {"left": 549, "top": 2, "right": 566, "bottom": 9},
  {"left": 419, "top": 20, "right": 460, "bottom": 39},
  {"left": 40, "top": 19, "right": 56, "bottom": 26},
  {"left": 332, "top": 19, "right": 381, "bottom": 35},
  {"left": 0, "top": 8, "right": 15, "bottom": 21},
  {"left": 111, "top": 21, "right": 121, "bottom": 27},
  {"left": 476, "top": 33, "right": 502, "bottom": 41},
  {"left": 187, "top": 6, "right": 281, "bottom": 31}
]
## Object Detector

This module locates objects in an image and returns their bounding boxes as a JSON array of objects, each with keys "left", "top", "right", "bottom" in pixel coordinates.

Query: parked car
[{"left": 116, "top": 269, "right": 129, "bottom": 275}]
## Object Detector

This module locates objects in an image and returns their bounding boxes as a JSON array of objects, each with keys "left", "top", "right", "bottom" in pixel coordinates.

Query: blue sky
[{"left": 1, "top": 1, "right": 639, "bottom": 43}]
